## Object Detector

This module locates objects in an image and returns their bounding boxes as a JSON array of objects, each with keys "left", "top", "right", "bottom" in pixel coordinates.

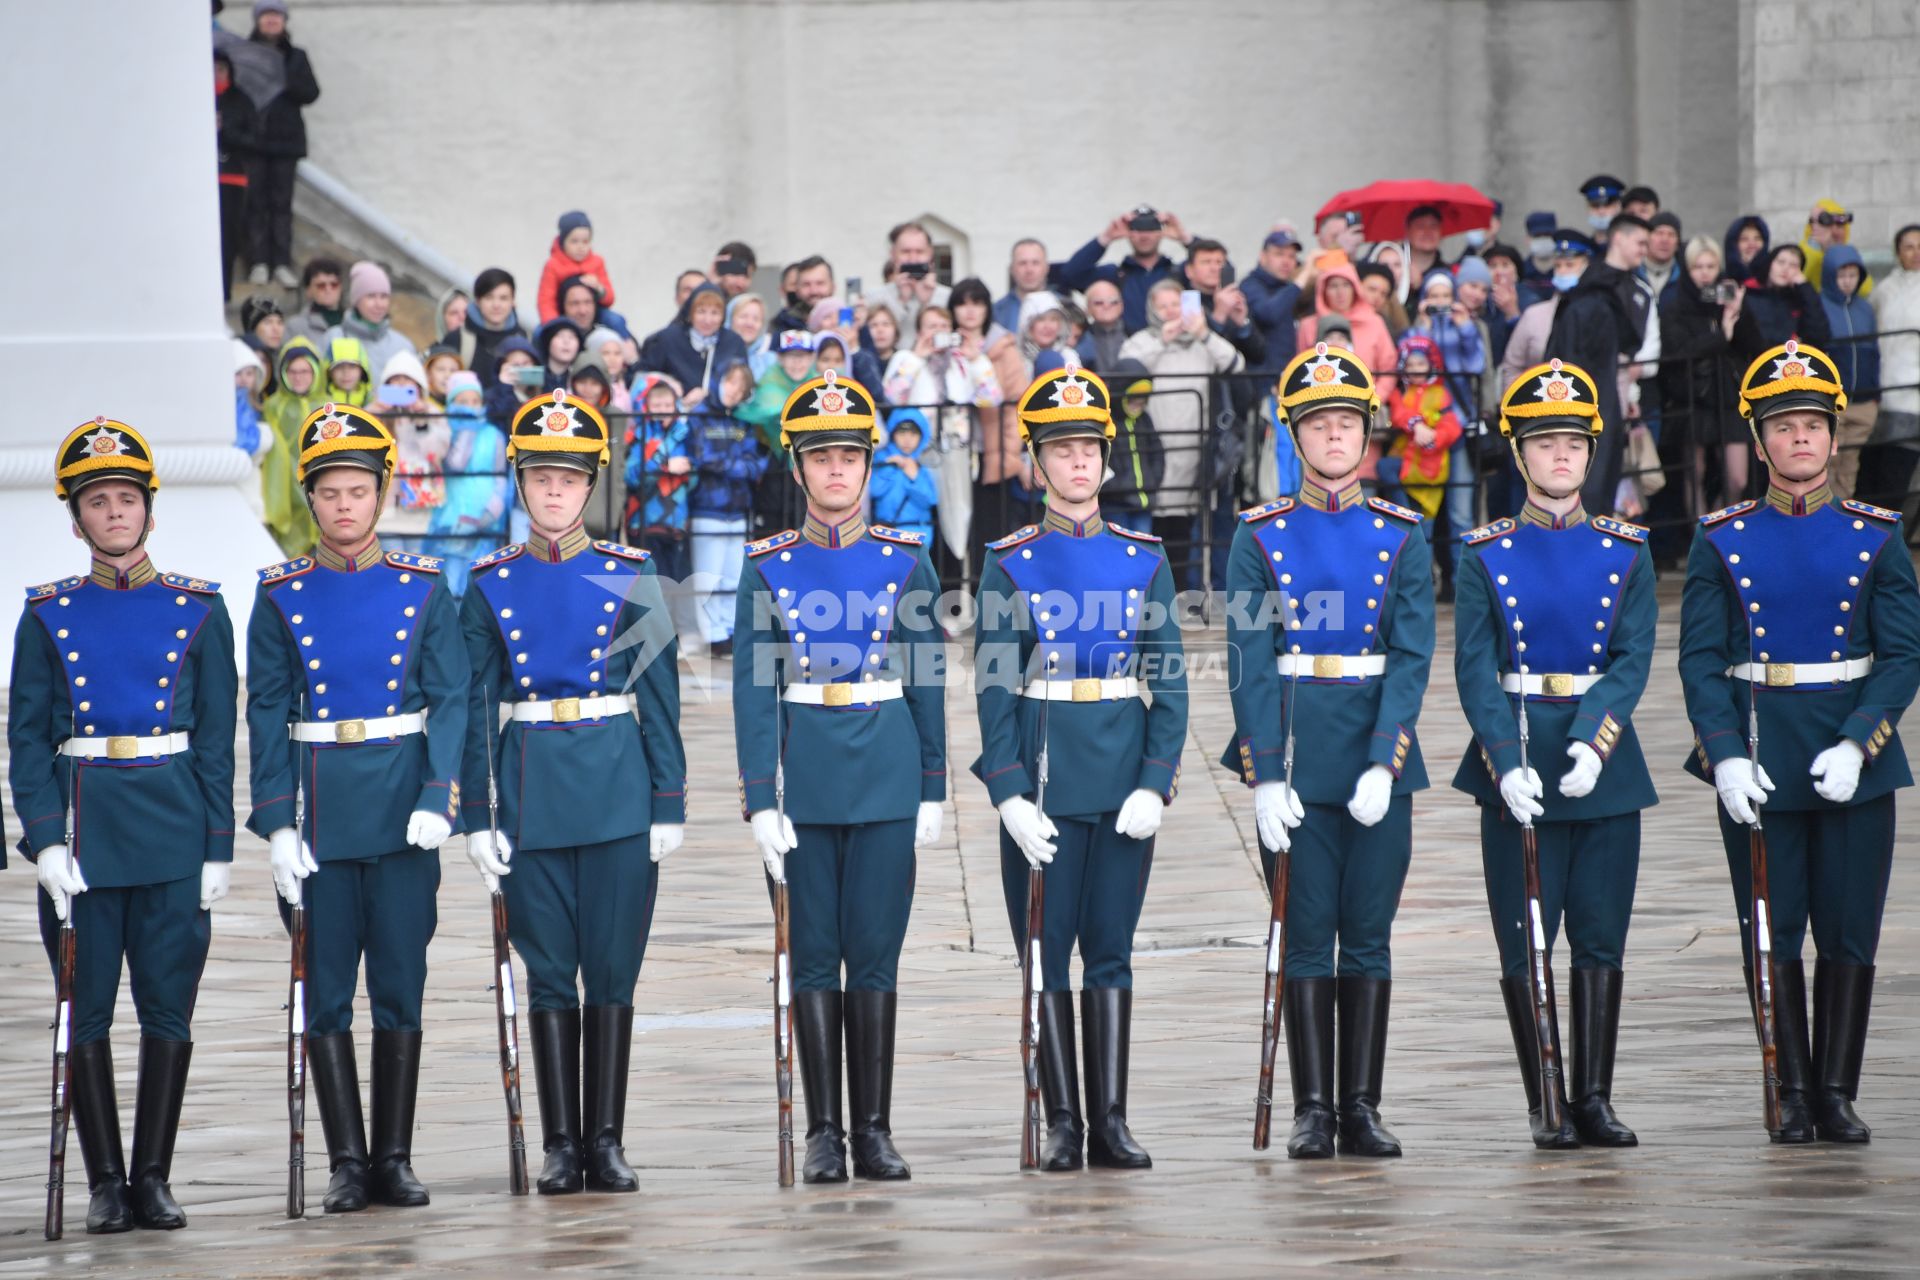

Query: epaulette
[
  {"left": 593, "top": 539, "right": 652, "bottom": 563},
  {"left": 1238, "top": 498, "right": 1293, "bottom": 523},
  {"left": 26, "top": 575, "right": 84, "bottom": 601},
  {"left": 470, "top": 543, "right": 523, "bottom": 573},
  {"left": 161, "top": 572, "right": 221, "bottom": 594},
  {"left": 987, "top": 525, "right": 1040, "bottom": 551},
  {"left": 746, "top": 529, "right": 799, "bottom": 558},
  {"left": 870, "top": 525, "right": 926, "bottom": 547},
  {"left": 1369, "top": 496, "right": 1424, "bottom": 524},
  {"left": 1464, "top": 518, "right": 1515, "bottom": 545},
  {"left": 385, "top": 550, "right": 442, "bottom": 574},
  {"left": 1111, "top": 524, "right": 1162, "bottom": 543},
  {"left": 1592, "top": 515, "right": 1647, "bottom": 543},
  {"left": 1841, "top": 498, "right": 1900, "bottom": 524},
  {"left": 258, "top": 556, "right": 314, "bottom": 584},
  {"left": 1700, "top": 499, "right": 1758, "bottom": 526}
]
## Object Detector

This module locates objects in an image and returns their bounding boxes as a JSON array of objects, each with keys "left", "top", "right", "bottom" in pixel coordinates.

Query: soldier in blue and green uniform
[
  {"left": 1679, "top": 340, "right": 1920, "bottom": 1144},
  {"left": 732, "top": 372, "right": 947, "bottom": 1183},
  {"left": 458, "top": 389, "right": 687, "bottom": 1195},
  {"left": 8, "top": 419, "right": 236, "bottom": 1233},
  {"left": 973, "top": 365, "right": 1186, "bottom": 1172},
  {"left": 1222, "top": 343, "right": 1434, "bottom": 1160},
  {"left": 1453, "top": 360, "right": 1658, "bottom": 1150},
  {"left": 246, "top": 403, "right": 470, "bottom": 1211}
]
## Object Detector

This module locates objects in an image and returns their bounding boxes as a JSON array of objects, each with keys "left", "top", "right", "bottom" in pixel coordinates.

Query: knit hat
[
  {"left": 558, "top": 210, "right": 592, "bottom": 239},
  {"left": 348, "top": 261, "right": 391, "bottom": 308},
  {"left": 446, "top": 371, "right": 484, "bottom": 400},
  {"left": 253, "top": 0, "right": 288, "bottom": 17},
  {"left": 240, "top": 294, "right": 282, "bottom": 333},
  {"left": 1316, "top": 312, "right": 1354, "bottom": 345},
  {"left": 584, "top": 325, "right": 625, "bottom": 354},
  {"left": 232, "top": 338, "right": 264, "bottom": 377},
  {"left": 1649, "top": 211, "right": 1683, "bottom": 237},
  {"left": 1452, "top": 255, "right": 1493, "bottom": 289}
]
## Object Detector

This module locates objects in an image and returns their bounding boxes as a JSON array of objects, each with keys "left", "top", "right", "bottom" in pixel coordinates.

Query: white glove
[
  {"left": 1347, "top": 764, "right": 1395, "bottom": 827},
  {"left": 36, "top": 844, "right": 88, "bottom": 923},
  {"left": 406, "top": 810, "right": 453, "bottom": 851},
  {"left": 199, "top": 862, "right": 231, "bottom": 911},
  {"left": 1253, "top": 781, "right": 1306, "bottom": 852},
  {"left": 1713, "top": 758, "right": 1776, "bottom": 826},
  {"left": 998, "top": 796, "right": 1058, "bottom": 869},
  {"left": 1115, "top": 789, "right": 1165, "bottom": 840},
  {"left": 1500, "top": 767, "right": 1546, "bottom": 821},
  {"left": 914, "top": 801, "right": 943, "bottom": 848},
  {"left": 751, "top": 808, "right": 797, "bottom": 881},
  {"left": 268, "top": 826, "right": 317, "bottom": 905},
  {"left": 650, "top": 823, "right": 684, "bottom": 862},
  {"left": 1810, "top": 741, "right": 1866, "bottom": 805},
  {"left": 1559, "top": 742, "right": 1603, "bottom": 798},
  {"left": 468, "top": 830, "right": 513, "bottom": 892}
]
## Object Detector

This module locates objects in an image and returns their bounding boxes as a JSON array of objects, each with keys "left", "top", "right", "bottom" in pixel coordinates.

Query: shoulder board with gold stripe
[
  {"left": 26, "top": 575, "right": 84, "bottom": 600},
  {"left": 161, "top": 572, "right": 221, "bottom": 594},
  {"left": 870, "top": 525, "right": 926, "bottom": 547},
  {"left": 1841, "top": 498, "right": 1900, "bottom": 524},
  {"left": 1368, "top": 496, "right": 1424, "bottom": 524},
  {"left": 1111, "top": 524, "right": 1162, "bottom": 543},
  {"left": 593, "top": 539, "right": 652, "bottom": 563},
  {"left": 1238, "top": 498, "right": 1294, "bottom": 523},
  {"left": 257, "top": 556, "right": 314, "bottom": 583},
  {"left": 1591, "top": 516, "right": 1647, "bottom": 543},
  {"left": 470, "top": 543, "right": 523, "bottom": 573},
  {"left": 1700, "top": 499, "right": 1757, "bottom": 526},
  {"left": 987, "top": 524, "right": 1040, "bottom": 551},
  {"left": 385, "top": 551, "right": 442, "bottom": 574},
  {"left": 746, "top": 530, "right": 798, "bottom": 558},
  {"left": 1464, "top": 518, "right": 1515, "bottom": 545}
]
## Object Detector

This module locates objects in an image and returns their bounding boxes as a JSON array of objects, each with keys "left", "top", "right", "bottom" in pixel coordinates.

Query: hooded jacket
[
  {"left": 323, "top": 305, "right": 417, "bottom": 387},
  {"left": 638, "top": 283, "right": 749, "bottom": 395},
  {"left": 1296, "top": 260, "right": 1398, "bottom": 378},
  {"left": 870, "top": 409, "right": 940, "bottom": 539},
  {"left": 1801, "top": 199, "right": 1873, "bottom": 298},
  {"left": 260, "top": 337, "right": 328, "bottom": 554},
  {"left": 1733, "top": 245, "right": 1831, "bottom": 367},
  {"left": 324, "top": 335, "right": 372, "bottom": 406},
  {"left": 1100, "top": 358, "right": 1166, "bottom": 513},
  {"left": 1723, "top": 215, "right": 1772, "bottom": 288},
  {"left": 1818, "top": 243, "right": 1879, "bottom": 400},
  {"left": 483, "top": 335, "right": 540, "bottom": 430},
  {"left": 686, "top": 359, "right": 769, "bottom": 519}
]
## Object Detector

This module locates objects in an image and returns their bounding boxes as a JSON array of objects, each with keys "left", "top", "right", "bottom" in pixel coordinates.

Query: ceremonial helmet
[
  {"left": 56, "top": 417, "right": 159, "bottom": 504},
  {"left": 1737, "top": 339, "right": 1846, "bottom": 444},
  {"left": 779, "top": 370, "right": 882, "bottom": 454},
  {"left": 297, "top": 402, "right": 397, "bottom": 486},
  {"left": 1017, "top": 363, "right": 1115, "bottom": 450},
  {"left": 508, "top": 387, "right": 611, "bottom": 474},
  {"left": 1499, "top": 359, "right": 1603, "bottom": 488},
  {"left": 1274, "top": 341, "right": 1381, "bottom": 430}
]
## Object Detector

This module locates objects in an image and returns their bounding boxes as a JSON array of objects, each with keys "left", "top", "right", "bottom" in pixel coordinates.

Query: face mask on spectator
[
  {"left": 1529, "top": 236, "right": 1555, "bottom": 257},
  {"left": 1552, "top": 270, "right": 1582, "bottom": 292},
  {"left": 1463, "top": 229, "right": 1486, "bottom": 249},
  {"left": 1587, "top": 212, "right": 1611, "bottom": 232}
]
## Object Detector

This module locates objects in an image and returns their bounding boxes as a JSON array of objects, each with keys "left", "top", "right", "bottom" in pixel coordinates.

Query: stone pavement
[{"left": 1, "top": 578, "right": 1915, "bottom": 1277}]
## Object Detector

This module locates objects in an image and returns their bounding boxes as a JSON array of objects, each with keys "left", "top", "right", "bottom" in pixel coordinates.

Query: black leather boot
[
  {"left": 1812, "top": 961, "right": 1873, "bottom": 1143},
  {"left": 1283, "top": 978, "right": 1337, "bottom": 1159},
  {"left": 1082, "top": 988, "right": 1151, "bottom": 1168},
  {"left": 1499, "top": 977, "right": 1579, "bottom": 1149},
  {"left": 308, "top": 1033, "right": 369, "bottom": 1212},
  {"left": 129, "top": 1037, "right": 191, "bottom": 1229},
  {"left": 793, "top": 991, "right": 846, "bottom": 1183},
  {"left": 845, "top": 991, "right": 910, "bottom": 1180},
  {"left": 1765, "top": 961, "right": 1817, "bottom": 1144},
  {"left": 70, "top": 1039, "right": 133, "bottom": 1233},
  {"left": 1037, "top": 991, "right": 1083, "bottom": 1171},
  {"left": 529, "top": 1009, "right": 583, "bottom": 1194},
  {"left": 1335, "top": 978, "right": 1401, "bottom": 1157},
  {"left": 583, "top": 1006, "right": 639, "bottom": 1191},
  {"left": 1568, "top": 968, "right": 1637, "bottom": 1147},
  {"left": 369, "top": 1029, "right": 429, "bottom": 1206}
]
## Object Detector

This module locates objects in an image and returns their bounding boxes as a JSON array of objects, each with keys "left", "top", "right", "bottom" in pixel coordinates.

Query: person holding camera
[
  {"left": 1058, "top": 206, "right": 1195, "bottom": 334},
  {"left": 1658, "top": 237, "right": 1749, "bottom": 514},
  {"left": 863, "top": 222, "right": 951, "bottom": 336}
]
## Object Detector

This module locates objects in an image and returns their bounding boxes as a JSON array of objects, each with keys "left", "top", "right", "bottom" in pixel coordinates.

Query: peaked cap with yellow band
[
  {"left": 509, "top": 388, "right": 611, "bottom": 472},
  {"left": 56, "top": 417, "right": 158, "bottom": 502},
  {"left": 1499, "top": 358, "right": 1603, "bottom": 440},
  {"left": 297, "top": 402, "right": 397, "bottom": 484},
  {"left": 1276, "top": 342, "right": 1381, "bottom": 427},
  {"left": 1017, "top": 365, "right": 1114, "bottom": 447},
  {"left": 1738, "top": 339, "right": 1846, "bottom": 439},
  {"left": 780, "top": 371, "right": 881, "bottom": 453}
]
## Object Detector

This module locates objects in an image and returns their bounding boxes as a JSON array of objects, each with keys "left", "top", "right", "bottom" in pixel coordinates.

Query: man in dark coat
[
  {"left": 1547, "top": 216, "right": 1651, "bottom": 512},
  {"left": 238, "top": 1, "right": 320, "bottom": 286}
]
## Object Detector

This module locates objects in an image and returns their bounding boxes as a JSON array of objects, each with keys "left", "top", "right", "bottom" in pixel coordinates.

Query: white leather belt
[
  {"left": 61, "top": 732, "right": 190, "bottom": 760},
  {"left": 509, "top": 693, "right": 635, "bottom": 723},
  {"left": 1728, "top": 657, "right": 1873, "bottom": 687},
  {"left": 1501, "top": 672, "right": 1602, "bottom": 696},
  {"left": 783, "top": 679, "right": 903, "bottom": 707},
  {"left": 1278, "top": 653, "right": 1386, "bottom": 679},
  {"left": 1021, "top": 677, "right": 1141, "bottom": 702},
  {"left": 292, "top": 711, "right": 425, "bottom": 744}
]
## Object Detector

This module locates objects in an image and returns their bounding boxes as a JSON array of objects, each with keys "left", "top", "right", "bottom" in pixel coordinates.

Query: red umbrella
[{"left": 1316, "top": 180, "right": 1498, "bottom": 240}]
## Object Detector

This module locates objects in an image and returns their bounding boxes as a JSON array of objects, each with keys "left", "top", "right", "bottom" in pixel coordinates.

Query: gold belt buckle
[
  {"left": 1543, "top": 673, "right": 1574, "bottom": 697},
  {"left": 334, "top": 719, "right": 366, "bottom": 744},
  {"left": 106, "top": 735, "right": 138, "bottom": 760},
  {"left": 551, "top": 697, "right": 582, "bottom": 723},
  {"left": 1766, "top": 662, "right": 1795, "bottom": 687},
  {"left": 1071, "top": 677, "right": 1102, "bottom": 702},
  {"left": 821, "top": 683, "right": 853, "bottom": 708},
  {"left": 1313, "top": 655, "right": 1342, "bottom": 679}
]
